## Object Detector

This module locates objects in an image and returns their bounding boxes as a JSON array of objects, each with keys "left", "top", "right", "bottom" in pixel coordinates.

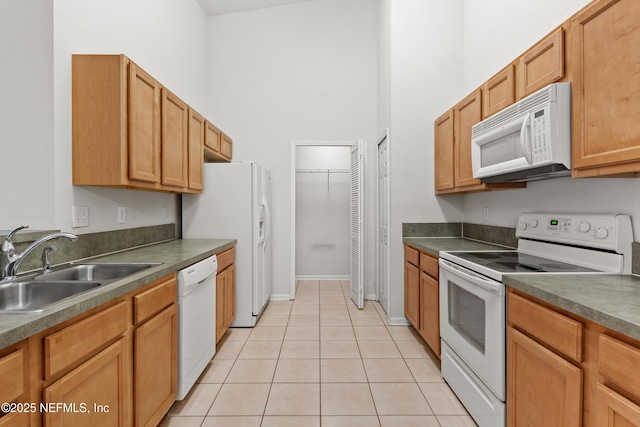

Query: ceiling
[{"left": 197, "top": 0, "right": 313, "bottom": 16}]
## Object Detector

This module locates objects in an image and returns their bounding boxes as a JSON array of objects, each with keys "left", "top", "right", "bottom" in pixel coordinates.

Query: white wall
[
  {"left": 461, "top": 0, "right": 640, "bottom": 242},
  {"left": 51, "top": 0, "right": 208, "bottom": 233},
  {"left": 0, "top": 0, "right": 56, "bottom": 229},
  {"left": 381, "top": 0, "right": 466, "bottom": 322},
  {"left": 295, "top": 146, "right": 350, "bottom": 277},
  {"left": 206, "top": 0, "right": 378, "bottom": 299}
]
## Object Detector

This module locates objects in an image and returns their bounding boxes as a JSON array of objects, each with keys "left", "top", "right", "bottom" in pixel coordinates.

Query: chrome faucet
[{"left": 0, "top": 226, "right": 78, "bottom": 280}]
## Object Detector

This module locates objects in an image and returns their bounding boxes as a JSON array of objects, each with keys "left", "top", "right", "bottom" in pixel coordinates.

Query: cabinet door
[
  {"left": 205, "top": 121, "right": 222, "bottom": 153},
  {"left": 128, "top": 62, "right": 161, "bottom": 184},
  {"left": 483, "top": 65, "right": 515, "bottom": 118},
  {"left": 571, "top": 0, "right": 640, "bottom": 176},
  {"left": 404, "top": 261, "right": 420, "bottom": 329},
  {"left": 134, "top": 304, "right": 177, "bottom": 427},
  {"left": 188, "top": 110, "right": 205, "bottom": 191},
  {"left": 161, "top": 88, "right": 189, "bottom": 188},
  {"left": 454, "top": 89, "right": 483, "bottom": 189},
  {"left": 434, "top": 110, "right": 455, "bottom": 193},
  {"left": 419, "top": 272, "right": 440, "bottom": 357},
  {"left": 216, "top": 268, "right": 227, "bottom": 343},
  {"left": 225, "top": 264, "right": 236, "bottom": 329},
  {"left": 220, "top": 133, "right": 233, "bottom": 160},
  {"left": 518, "top": 27, "right": 564, "bottom": 99},
  {"left": 507, "top": 326, "right": 582, "bottom": 427},
  {"left": 44, "top": 338, "right": 131, "bottom": 427},
  {"left": 596, "top": 383, "right": 640, "bottom": 427}
]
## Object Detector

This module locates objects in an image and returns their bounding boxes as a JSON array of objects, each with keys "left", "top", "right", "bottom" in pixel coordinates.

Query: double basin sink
[{"left": 0, "top": 263, "right": 159, "bottom": 314}]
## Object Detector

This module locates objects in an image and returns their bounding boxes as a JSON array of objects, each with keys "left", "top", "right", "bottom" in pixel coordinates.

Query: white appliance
[
  {"left": 472, "top": 82, "right": 571, "bottom": 182},
  {"left": 182, "top": 162, "right": 272, "bottom": 327},
  {"left": 176, "top": 255, "right": 218, "bottom": 400},
  {"left": 438, "top": 213, "right": 632, "bottom": 427}
]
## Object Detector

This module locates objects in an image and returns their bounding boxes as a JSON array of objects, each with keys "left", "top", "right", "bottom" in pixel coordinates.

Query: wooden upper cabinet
[
  {"left": 518, "top": 27, "right": 565, "bottom": 99},
  {"left": 188, "top": 110, "right": 205, "bottom": 191},
  {"left": 204, "top": 121, "right": 233, "bottom": 163},
  {"left": 454, "top": 89, "right": 483, "bottom": 189},
  {"left": 72, "top": 54, "right": 206, "bottom": 193},
  {"left": 128, "top": 62, "right": 161, "bottom": 184},
  {"left": 483, "top": 65, "right": 515, "bottom": 118},
  {"left": 161, "top": 88, "right": 189, "bottom": 188},
  {"left": 571, "top": 0, "right": 640, "bottom": 177},
  {"left": 434, "top": 110, "right": 455, "bottom": 193}
]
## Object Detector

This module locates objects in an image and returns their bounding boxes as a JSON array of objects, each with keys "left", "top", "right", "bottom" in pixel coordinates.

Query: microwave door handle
[{"left": 520, "top": 113, "right": 532, "bottom": 164}]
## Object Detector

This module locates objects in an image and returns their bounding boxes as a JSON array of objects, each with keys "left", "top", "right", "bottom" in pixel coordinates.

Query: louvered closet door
[{"left": 350, "top": 140, "right": 364, "bottom": 309}]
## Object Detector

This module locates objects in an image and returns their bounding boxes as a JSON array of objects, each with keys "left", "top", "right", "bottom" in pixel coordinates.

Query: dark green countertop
[
  {"left": 404, "top": 236, "right": 640, "bottom": 341},
  {"left": 403, "top": 237, "right": 512, "bottom": 257},
  {"left": 0, "top": 239, "right": 235, "bottom": 349},
  {"left": 505, "top": 274, "right": 640, "bottom": 341}
]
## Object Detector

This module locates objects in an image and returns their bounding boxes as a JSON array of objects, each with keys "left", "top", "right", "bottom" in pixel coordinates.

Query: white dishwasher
[{"left": 176, "top": 255, "right": 218, "bottom": 400}]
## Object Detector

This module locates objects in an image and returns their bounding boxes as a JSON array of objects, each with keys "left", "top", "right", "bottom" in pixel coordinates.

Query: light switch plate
[
  {"left": 117, "top": 206, "right": 126, "bottom": 224},
  {"left": 72, "top": 206, "right": 89, "bottom": 228}
]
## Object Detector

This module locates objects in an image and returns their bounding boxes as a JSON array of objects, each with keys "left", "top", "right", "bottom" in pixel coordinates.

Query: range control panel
[{"left": 516, "top": 213, "right": 632, "bottom": 252}]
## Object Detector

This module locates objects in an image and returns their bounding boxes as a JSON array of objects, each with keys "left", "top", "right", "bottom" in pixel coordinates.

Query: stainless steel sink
[
  {"left": 0, "top": 280, "right": 101, "bottom": 313},
  {"left": 35, "top": 263, "right": 158, "bottom": 282}
]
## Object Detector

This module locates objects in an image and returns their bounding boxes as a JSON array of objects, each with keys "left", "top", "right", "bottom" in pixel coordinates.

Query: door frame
[
  {"left": 376, "top": 128, "right": 390, "bottom": 311},
  {"left": 290, "top": 140, "right": 358, "bottom": 300}
]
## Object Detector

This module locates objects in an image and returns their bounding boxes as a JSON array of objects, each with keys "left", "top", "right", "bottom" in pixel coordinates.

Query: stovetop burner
[{"left": 449, "top": 251, "right": 598, "bottom": 273}]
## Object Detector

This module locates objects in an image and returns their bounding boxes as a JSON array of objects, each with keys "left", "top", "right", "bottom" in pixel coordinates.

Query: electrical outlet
[
  {"left": 161, "top": 206, "right": 167, "bottom": 220},
  {"left": 483, "top": 207, "right": 489, "bottom": 221},
  {"left": 118, "top": 206, "right": 126, "bottom": 224},
  {"left": 72, "top": 206, "right": 89, "bottom": 228}
]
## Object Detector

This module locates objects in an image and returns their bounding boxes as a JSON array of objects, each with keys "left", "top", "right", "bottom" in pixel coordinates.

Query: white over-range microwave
[{"left": 472, "top": 82, "right": 571, "bottom": 182}]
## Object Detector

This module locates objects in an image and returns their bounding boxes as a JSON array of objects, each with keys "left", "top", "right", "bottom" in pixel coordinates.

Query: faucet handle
[
  {"left": 41, "top": 245, "right": 57, "bottom": 274},
  {"left": 2, "top": 226, "right": 28, "bottom": 252}
]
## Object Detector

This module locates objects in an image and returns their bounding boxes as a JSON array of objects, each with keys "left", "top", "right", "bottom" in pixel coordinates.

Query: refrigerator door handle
[{"left": 262, "top": 199, "right": 270, "bottom": 250}]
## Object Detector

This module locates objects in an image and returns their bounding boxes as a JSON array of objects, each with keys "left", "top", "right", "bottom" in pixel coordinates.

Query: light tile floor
[{"left": 161, "top": 280, "right": 476, "bottom": 427}]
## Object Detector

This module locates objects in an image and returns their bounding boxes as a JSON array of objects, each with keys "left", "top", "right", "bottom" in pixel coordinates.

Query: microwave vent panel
[{"left": 472, "top": 83, "right": 561, "bottom": 137}]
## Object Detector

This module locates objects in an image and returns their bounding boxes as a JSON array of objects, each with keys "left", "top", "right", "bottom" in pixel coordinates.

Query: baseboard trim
[
  {"left": 295, "top": 275, "right": 350, "bottom": 281},
  {"left": 387, "top": 316, "right": 410, "bottom": 326},
  {"left": 269, "top": 294, "right": 292, "bottom": 301}
]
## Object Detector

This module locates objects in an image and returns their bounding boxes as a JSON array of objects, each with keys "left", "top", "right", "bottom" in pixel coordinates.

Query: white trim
[
  {"left": 387, "top": 316, "right": 410, "bottom": 326},
  {"left": 376, "top": 128, "right": 390, "bottom": 308},
  {"left": 365, "top": 293, "right": 377, "bottom": 300},
  {"left": 269, "top": 294, "right": 292, "bottom": 301},
  {"left": 290, "top": 140, "right": 358, "bottom": 302},
  {"left": 296, "top": 275, "right": 350, "bottom": 281}
]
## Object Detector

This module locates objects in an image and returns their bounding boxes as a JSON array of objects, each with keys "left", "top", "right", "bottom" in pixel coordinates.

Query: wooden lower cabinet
[
  {"left": 596, "top": 383, "right": 640, "bottom": 426},
  {"left": 404, "top": 259, "right": 420, "bottom": 329},
  {"left": 419, "top": 272, "right": 440, "bottom": 356},
  {"left": 43, "top": 338, "right": 132, "bottom": 427},
  {"left": 508, "top": 289, "right": 640, "bottom": 427},
  {"left": 507, "top": 326, "right": 582, "bottom": 426},
  {"left": 134, "top": 304, "right": 177, "bottom": 427},
  {"left": 216, "top": 264, "right": 236, "bottom": 343}
]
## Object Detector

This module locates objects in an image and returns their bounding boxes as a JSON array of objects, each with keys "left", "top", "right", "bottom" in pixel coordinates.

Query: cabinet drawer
[
  {"left": 509, "top": 292, "right": 583, "bottom": 362},
  {"left": 419, "top": 252, "right": 438, "bottom": 278},
  {"left": 44, "top": 301, "right": 129, "bottom": 379},
  {"left": 599, "top": 334, "right": 640, "bottom": 400},
  {"left": 404, "top": 245, "right": 419, "bottom": 267},
  {"left": 0, "top": 348, "right": 25, "bottom": 406},
  {"left": 134, "top": 275, "right": 177, "bottom": 325},
  {"left": 217, "top": 247, "right": 235, "bottom": 272}
]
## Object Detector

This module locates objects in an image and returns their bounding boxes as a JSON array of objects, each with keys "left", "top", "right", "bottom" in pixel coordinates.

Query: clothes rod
[{"left": 295, "top": 168, "right": 350, "bottom": 173}]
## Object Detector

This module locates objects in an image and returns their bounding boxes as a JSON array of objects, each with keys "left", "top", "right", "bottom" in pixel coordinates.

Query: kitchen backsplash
[
  {"left": 403, "top": 222, "right": 516, "bottom": 248},
  {"left": 4, "top": 224, "right": 176, "bottom": 276}
]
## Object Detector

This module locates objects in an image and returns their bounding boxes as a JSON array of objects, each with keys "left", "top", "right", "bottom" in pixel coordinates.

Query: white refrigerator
[{"left": 182, "top": 162, "right": 272, "bottom": 327}]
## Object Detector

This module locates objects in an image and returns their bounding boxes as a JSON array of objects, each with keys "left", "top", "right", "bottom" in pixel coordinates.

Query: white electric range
[{"left": 438, "top": 213, "right": 633, "bottom": 427}]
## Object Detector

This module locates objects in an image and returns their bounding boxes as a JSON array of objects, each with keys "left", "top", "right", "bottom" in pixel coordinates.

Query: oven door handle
[{"left": 439, "top": 259, "right": 505, "bottom": 295}]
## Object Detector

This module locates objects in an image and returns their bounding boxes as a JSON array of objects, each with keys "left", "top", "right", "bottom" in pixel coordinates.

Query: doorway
[{"left": 290, "top": 141, "right": 364, "bottom": 306}]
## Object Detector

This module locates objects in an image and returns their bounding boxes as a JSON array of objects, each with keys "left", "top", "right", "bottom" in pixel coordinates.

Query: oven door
[{"left": 439, "top": 258, "right": 506, "bottom": 400}]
